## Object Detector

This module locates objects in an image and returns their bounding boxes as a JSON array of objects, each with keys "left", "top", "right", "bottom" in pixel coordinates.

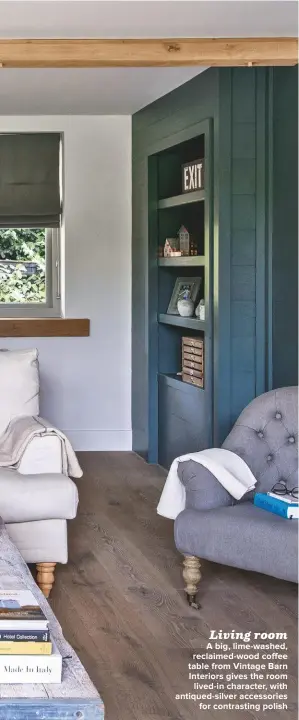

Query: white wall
[{"left": 0, "top": 116, "right": 132, "bottom": 450}]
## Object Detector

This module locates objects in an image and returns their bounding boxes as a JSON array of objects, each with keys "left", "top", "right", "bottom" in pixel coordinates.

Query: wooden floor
[{"left": 50, "top": 452, "right": 298, "bottom": 720}]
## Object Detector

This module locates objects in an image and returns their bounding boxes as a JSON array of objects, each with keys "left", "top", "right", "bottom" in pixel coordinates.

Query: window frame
[{"left": 0, "top": 228, "right": 61, "bottom": 318}]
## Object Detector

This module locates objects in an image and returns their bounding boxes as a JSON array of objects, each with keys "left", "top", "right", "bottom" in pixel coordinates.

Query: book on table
[
  {"left": 254, "top": 492, "right": 299, "bottom": 519},
  {"left": 0, "top": 590, "right": 48, "bottom": 630},
  {"left": 0, "top": 638, "right": 62, "bottom": 683},
  {"left": 0, "top": 640, "right": 52, "bottom": 655},
  {"left": 0, "top": 628, "right": 50, "bottom": 642},
  {"left": 0, "top": 590, "right": 62, "bottom": 682}
]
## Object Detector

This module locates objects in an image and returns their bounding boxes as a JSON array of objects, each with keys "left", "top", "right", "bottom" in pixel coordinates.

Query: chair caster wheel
[{"left": 187, "top": 594, "right": 201, "bottom": 610}]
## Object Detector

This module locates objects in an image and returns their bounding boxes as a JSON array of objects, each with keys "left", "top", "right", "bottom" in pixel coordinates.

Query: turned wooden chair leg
[
  {"left": 182, "top": 555, "right": 202, "bottom": 610},
  {"left": 36, "top": 562, "right": 56, "bottom": 598}
]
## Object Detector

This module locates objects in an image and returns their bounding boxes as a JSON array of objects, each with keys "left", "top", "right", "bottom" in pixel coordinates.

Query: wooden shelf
[
  {"left": 0, "top": 318, "right": 90, "bottom": 337},
  {"left": 158, "top": 190, "right": 205, "bottom": 210},
  {"left": 158, "top": 255, "right": 205, "bottom": 267},
  {"left": 158, "top": 313, "right": 205, "bottom": 331},
  {"left": 158, "top": 372, "right": 204, "bottom": 393}
]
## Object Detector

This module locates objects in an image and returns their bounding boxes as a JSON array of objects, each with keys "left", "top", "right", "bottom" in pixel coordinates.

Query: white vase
[
  {"left": 195, "top": 300, "right": 205, "bottom": 320},
  {"left": 177, "top": 298, "right": 194, "bottom": 317}
]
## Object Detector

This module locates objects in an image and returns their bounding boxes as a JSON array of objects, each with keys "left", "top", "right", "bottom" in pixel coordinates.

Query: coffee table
[{"left": 0, "top": 519, "right": 104, "bottom": 719}]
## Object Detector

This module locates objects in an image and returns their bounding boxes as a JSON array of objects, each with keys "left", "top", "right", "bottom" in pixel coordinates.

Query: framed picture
[{"left": 167, "top": 276, "right": 202, "bottom": 315}]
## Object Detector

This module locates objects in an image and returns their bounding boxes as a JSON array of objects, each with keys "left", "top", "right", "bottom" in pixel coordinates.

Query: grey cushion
[{"left": 175, "top": 503, "right": 298, "bottom": 583}]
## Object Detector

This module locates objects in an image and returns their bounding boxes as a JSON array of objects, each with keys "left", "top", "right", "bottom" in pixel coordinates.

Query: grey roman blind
[{"left": 0, "top": 133, "right": 61, "bottom": 228}]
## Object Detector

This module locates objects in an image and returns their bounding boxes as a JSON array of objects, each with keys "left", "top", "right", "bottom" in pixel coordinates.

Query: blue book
[{"left": 254, "top": 493, "right": 299, "bottom": 519}]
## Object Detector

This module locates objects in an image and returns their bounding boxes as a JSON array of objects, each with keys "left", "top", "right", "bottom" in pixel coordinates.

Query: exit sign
[{"left": 182, "top": 159, "right": 204, "bottom": 193}]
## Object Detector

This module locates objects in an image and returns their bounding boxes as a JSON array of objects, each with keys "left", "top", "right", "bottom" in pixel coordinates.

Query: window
[
  {"left": 0, "top": 133, "right": 62, "bottom": 317},
  {"left": 0, "top": 228, "right": 60, "bottom": 316}
]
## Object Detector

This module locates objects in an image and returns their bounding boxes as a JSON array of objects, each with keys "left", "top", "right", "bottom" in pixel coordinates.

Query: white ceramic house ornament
[
  {"left": 164, "top": 239, "right": 172, "bottom": 257},
  {"left": 164, "top": 238, "right": 180, "bottom": 257},
  {"left": 179, "top": 225, "right": 190, "bottom": 256}
]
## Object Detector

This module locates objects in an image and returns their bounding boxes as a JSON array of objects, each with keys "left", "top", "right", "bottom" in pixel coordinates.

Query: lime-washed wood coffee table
[{"left": 0, "top": 520, "right": 104, "bottom": 720}]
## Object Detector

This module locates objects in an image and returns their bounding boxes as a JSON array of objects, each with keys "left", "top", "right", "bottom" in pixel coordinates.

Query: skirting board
[{"left": 63, "top": 430, "right": 132, "bottom": 452}]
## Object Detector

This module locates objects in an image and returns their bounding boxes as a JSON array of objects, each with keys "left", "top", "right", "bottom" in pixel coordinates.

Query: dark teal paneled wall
[
  {"left": 132, "top": 69, "right": 219, "bottom": 457},
  {"left": 132, "top": 67, "right": 297, "bottom": 462},
  {"left": 230, "top": 69, "right": 257, "bottom": 423},
  {"left": 213, "top": 69, "right": 266, "bottom": 438},
  {"left": 272, "top": 67, "right": 298, "bottom": 388}
]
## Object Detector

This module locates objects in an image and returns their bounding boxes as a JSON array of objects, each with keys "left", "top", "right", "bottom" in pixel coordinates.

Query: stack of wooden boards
[{"left": 182, "top": 336, "right": 204, "bottom": 388}]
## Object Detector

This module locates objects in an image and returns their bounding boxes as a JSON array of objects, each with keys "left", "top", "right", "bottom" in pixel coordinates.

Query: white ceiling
[
  {"left": 0, "top": 1, "right": 297, "bottom": 39},
  {"left": 0, "top": 1, "right": 297, "bottom": 115}
]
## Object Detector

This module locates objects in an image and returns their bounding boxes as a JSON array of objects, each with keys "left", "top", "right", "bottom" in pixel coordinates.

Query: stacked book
[
  {"left": 254, "top": 492, "right": 299, "bottom": 519},
  {"left": 0, "top": 590, "right": 62, "bottom": 683}
]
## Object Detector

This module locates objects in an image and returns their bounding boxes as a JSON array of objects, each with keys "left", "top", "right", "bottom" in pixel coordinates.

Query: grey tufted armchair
[{"left": 174, "top": 387, "right": 298, "bottom": 608}]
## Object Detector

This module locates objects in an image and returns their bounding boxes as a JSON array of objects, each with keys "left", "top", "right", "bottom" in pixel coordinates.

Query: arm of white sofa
[
  {"left": 18, "top": 434, "right": 63, "bottom": 475},
  {"left": 0, "top": 415, "right": 63, "bottom": 475},
  {"left": 0, "top": 415, "right": 82, "bottom": 477}
]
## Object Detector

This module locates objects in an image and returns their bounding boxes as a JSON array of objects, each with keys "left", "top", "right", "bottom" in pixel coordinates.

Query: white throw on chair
[{"left": 0, "top": 348, "right": 81, "bottom": 597}]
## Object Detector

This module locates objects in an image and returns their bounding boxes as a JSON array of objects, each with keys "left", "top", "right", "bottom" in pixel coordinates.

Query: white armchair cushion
[
  {"left": 7, "top": 519, "right": 68, "bottom": 564},
  {"left": 0, "top": 468, "right": 78, "bottom": 523},
  {"left": 0, "top": 349, "right": 39, "bottom": 435}
]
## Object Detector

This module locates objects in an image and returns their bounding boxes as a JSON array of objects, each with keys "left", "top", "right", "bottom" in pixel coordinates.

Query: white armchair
[{"left": 0, "top": 348, "right": 79, "bottom": 596}]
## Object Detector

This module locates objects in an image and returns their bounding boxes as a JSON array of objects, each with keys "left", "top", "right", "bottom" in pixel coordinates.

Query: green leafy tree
[
  {"left": 0, "top": 228, "right": 46, "bottom": 303},
  {"left": 0, "top": 228, "right": 45, "bottom": 261}
]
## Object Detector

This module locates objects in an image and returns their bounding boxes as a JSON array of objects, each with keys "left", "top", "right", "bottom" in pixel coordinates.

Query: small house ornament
[
  {"left": 164, "top": 238, "right": 181, "bottom": 257},
  {"left": 178, "top": 225, "right": 190, "bottom": 256}
]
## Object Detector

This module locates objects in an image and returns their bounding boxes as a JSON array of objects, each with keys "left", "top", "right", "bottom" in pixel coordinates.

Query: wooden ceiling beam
[{"left": 0, "top": 38, "right": 297, "bottom": 68}]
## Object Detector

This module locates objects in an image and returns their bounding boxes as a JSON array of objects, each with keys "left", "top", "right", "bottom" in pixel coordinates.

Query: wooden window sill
[{"left": 0, "top": 318, "right": 90, "bottom": 337}]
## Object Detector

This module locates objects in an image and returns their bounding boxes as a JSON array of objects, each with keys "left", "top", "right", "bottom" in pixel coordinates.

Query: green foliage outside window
[{"left": 0, "top": 228, "right": 46, "bottom": 303}]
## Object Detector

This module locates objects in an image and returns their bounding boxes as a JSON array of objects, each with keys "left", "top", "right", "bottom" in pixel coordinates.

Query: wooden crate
[
  {"left": 182, "top": 336, "right": 204, "bottom": 351},
  {"left": 183, "top": 366, "right": 203, "bottom": 379},
  {"left": 183, "top": 347, "right": 203, "bottom": 360},
  {"left": 182, "top": 336, "right": 204, "bottom": 388},
  {"left": 183, "top": 358, "right": 203, "bottom": 371},
  {"left": 182, "top": 373, "right": 204, "bottom": 388}
]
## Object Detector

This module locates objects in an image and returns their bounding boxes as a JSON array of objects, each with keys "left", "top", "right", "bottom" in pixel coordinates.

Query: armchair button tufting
[
  {"left": 267, "top": 454, "right": 273, "bottom": 462},
  {"left": 258, "top": 431, "right": 264, "bottom": 439},
  {"left": 288, "top": 436, "right": 295, "bottom": 444},
  {"left": 275, "top": 412, "right": 282, "bottom": 420}
]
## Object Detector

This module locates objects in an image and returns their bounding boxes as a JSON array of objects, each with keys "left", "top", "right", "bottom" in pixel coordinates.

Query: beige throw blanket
[
  {"left": 0, "top": 416, "right": 82, "bottom": 478},
  {"left": 157, "top": 448, "right": 257, "bottom": 520}
]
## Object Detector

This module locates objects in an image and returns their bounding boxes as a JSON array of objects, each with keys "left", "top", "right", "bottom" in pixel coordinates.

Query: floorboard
[{"left": 50, "top": 452, "right": 298, "bottom": 720}]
